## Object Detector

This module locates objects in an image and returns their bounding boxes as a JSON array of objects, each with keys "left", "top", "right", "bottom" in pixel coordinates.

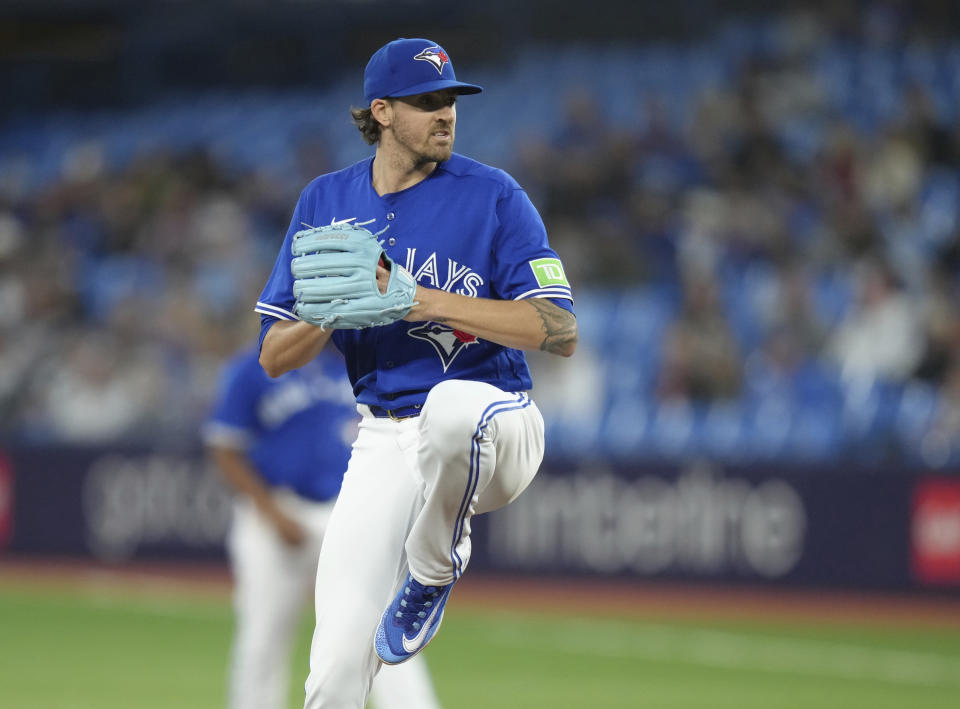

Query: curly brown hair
[{"left": 350, "top": 106, "right": 382, "bottom": 145}]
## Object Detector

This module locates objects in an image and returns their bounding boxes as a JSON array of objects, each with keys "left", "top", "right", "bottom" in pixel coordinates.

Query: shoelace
[{"left": 393, "top": 578, "right": 442, "bottom": 632}]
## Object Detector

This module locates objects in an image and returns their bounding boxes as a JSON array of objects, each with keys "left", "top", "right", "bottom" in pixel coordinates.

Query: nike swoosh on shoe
[{"left": 401, "top": 601, "right": 443, "bottom": 653}]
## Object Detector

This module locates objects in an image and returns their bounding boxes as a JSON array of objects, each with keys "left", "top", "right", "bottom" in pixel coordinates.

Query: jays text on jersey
[{"left": 255, "top": 152, "right": 574, "bottom": 411}]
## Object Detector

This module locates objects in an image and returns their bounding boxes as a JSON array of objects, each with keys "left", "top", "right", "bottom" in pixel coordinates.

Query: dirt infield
[{"left": 2, "top": 557, "right": 960, "bottom": 630}]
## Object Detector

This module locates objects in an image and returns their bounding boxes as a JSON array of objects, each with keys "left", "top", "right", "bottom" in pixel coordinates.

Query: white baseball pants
[
  {"left": 303, "top": 379, "right": 545, "bottom": 709},
  {"left": 227, "top": 489, "right": 439, "bottom": 709}
]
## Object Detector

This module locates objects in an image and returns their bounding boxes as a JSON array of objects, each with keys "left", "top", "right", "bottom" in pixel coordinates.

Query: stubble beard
[
  {"left": 394, "top": 121, "right": 455, "bottom": 168},
  {"left": 416, "top": 143, "right": 453, "bottom": 168}
]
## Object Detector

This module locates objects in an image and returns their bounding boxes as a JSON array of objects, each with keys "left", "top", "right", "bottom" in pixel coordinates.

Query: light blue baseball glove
[{"left": 291, "top": 222, "right": 417, "bottom": 329}]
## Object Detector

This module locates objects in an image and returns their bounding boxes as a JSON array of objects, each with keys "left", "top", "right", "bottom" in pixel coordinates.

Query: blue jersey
[
  {"left": 255, "top": 153, "right": 574, "bottom": 411},
  {"left": 203, "top": 346, "right": 357, "bottom": 502}
]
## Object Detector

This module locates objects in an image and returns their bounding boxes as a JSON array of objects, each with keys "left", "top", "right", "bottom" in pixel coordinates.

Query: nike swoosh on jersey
[
  {"left": 400, "top": 601, "right": 443, "bottom": 653},
  {"left": 330, "top": 217, "right": 378, "bottom": 227}
]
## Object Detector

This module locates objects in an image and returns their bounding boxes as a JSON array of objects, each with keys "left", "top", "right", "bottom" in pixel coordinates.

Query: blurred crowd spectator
[
  {"left": 0, "top": 148, "right": 312, "bottom": 445},
  {"left": 3, "top": 6, "right": 960, "bottom": 467}
]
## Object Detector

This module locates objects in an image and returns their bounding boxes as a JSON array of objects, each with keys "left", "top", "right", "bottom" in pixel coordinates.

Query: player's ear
[{"left": 370, "top": 98, "right": 392, "bottom": 128}]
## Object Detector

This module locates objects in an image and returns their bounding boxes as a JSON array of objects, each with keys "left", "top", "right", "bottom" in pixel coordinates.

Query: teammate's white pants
[
  {"left": 227, "top": 488, "right": 440, "bottom": 709},
  {"left": 304, "top": 380, "right": 545, "bottom": 709}
]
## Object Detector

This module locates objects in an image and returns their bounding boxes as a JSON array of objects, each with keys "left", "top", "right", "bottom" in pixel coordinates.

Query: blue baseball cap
[{"left": 363, "top": 38, "right": 483, "bottom": 104}]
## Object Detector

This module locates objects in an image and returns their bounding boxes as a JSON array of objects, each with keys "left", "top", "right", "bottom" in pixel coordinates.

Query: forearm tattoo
[{"left": 528, "top": 299, "right": 578, "bottom": 354}]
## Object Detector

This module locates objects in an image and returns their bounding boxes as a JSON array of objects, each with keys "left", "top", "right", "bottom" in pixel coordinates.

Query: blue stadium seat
[
  {"left": 698, "top": 400, "right": 748, "bottom": 462},
  {"left": 80, "top": 255, "right": 166, "bottom": 322},
  {"left": 598, "top": 399, "right": 652, "bottom": 458},
  {"left": 895, "top": 380, "right": 940, "bottom": 449}
]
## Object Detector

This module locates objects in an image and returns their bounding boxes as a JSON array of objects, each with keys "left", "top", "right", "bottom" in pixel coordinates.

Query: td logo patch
[{"left": 529, "top": 258, "right": 569, "bottom": 287}]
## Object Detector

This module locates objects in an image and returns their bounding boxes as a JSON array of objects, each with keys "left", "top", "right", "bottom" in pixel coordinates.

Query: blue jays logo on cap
[
  {"left": 414, "top": 46, "right": 449, "bottom": 75},
  {"left": 363, "top": 38, "right": 483, "bottom": 104}
]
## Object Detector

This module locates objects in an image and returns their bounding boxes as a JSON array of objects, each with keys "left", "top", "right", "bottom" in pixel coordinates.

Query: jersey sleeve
[
  {"left": 203, "top": 353, "right": 264, "bottom": 451},
  {"left": 491, "top": 186, "right": 574, "bottom": 312},
  {"left": 254, "top": 198, "right": 304, "bottom": 346}
]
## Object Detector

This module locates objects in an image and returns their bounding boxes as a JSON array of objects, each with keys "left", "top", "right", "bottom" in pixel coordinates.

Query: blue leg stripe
[{"left": 450, "top": 393, "right": 532, "bottom": 578}]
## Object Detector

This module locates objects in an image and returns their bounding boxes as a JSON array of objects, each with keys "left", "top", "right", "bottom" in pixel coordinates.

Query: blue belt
[{"left": 368, "top": 404, "right": 422, "bottom": 421}]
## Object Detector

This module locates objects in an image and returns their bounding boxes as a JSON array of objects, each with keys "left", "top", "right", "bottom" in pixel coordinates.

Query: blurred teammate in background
[{"left": 204, "top": 343, "right": 442, "bottom": 709}]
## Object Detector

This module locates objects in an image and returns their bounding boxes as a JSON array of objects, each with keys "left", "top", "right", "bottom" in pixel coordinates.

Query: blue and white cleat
[{"left": 375, "top": 574, "right": 453, "bottom": 664}]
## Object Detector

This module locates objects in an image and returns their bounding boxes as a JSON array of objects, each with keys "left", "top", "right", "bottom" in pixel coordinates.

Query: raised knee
[
  {"left": 420, "top": 381, "right": 482, "bottom": 446},
  {"left": 423, "top": 379, "right": 464, "bottom": 410}
]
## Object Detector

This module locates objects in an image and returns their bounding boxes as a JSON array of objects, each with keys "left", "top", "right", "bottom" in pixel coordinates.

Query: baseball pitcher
[{"left": 255, "top": 37, "right": 578, "bottom": 709}]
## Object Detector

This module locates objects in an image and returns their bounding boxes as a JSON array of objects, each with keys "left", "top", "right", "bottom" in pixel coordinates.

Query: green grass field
[{"left": 2, "top": 582, "right": 959, "bottom": 709}]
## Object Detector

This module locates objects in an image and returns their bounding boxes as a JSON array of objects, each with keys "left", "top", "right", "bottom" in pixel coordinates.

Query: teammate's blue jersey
[
  {"left": 255, "top": 152, "right": 574, "bottom": 411},
  {"left": 203, "top": 346, "right": 356, "bottom": 502}
]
